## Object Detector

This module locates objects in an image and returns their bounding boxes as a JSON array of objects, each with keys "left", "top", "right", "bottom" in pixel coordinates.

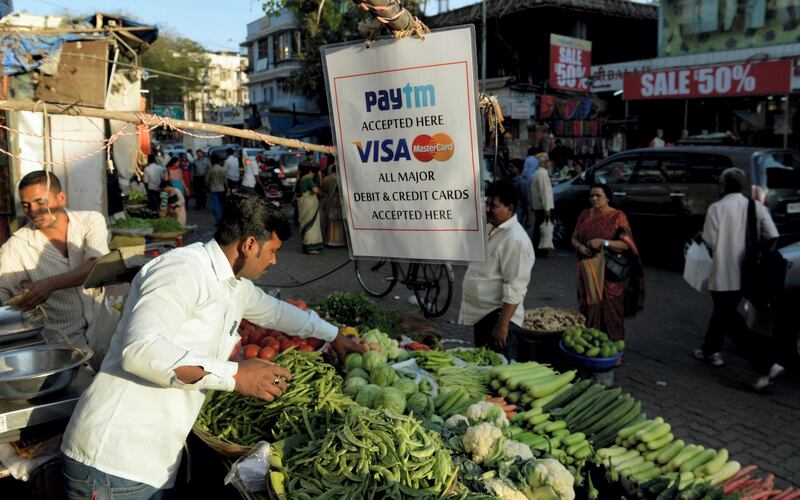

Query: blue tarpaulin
[{"left": 0, "top": 34, "right": 78, "bottom": 75}]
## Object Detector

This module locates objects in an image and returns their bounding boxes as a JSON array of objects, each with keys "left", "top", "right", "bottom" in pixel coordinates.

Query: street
[{"left": 185, "top": 204, "right": 800, "bottom": 487}]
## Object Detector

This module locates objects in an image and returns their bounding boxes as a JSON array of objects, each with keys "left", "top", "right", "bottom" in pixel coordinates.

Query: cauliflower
[
  {"left": 462, "top": 423, "right": 503, "bottom": 464},
  {"left": 503, "top": 439, "right": 534, "bottom": 461},
  {"left": 526, "top": 458, "right": 575, "bottom": 500},
  {"left": 484, "top": 477, "right": 528, "bottom": 500},
  {"left": 444, "top": 414, "right": 470, "bottom": 430},
  {"left": 465, "top": 401, "right": 509, "bottom": 428}
]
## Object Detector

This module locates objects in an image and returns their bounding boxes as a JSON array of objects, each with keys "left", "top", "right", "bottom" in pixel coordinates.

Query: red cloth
[
  {"left": 539, "top": 95, "right": 556, "bottom": 119},
  {"left": 574, "top": 209, "right": 645, "bottom": 340}
]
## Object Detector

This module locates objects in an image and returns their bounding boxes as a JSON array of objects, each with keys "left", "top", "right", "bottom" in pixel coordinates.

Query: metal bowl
[
  {"left": 0, "top": 305, "right": 46, "bottom": 344},
  {"left": 0, "top": 344, "right": 93, "bottom": 400}
]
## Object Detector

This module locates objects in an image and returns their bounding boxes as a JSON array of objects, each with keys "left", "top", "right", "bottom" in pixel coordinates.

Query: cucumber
[
  {"left": 656, "top": 439, "right": 685, "bottom": 465},
  {"left": 571, "top": 390, "right": 626, "bottom": 431},
  {"left": 596, "top": 446, "right": 628, "bottom": 460},
  {"left": 618, "top": 418, "right": 655, "bottom": 440},
  {"left": 574, "top": 443, "right": 593, "bottom": 460},
  {"left": 634, "top": 418, "right": 666, "bottom": 440},
  {"left": 615, "top": 455, "right": 644, "bottom": 472},
  {"left": 543, "top": 420, "right": 567, "bottom": 433},
  {"left": 697, "top": 448, "right": 728, "bottom": 477},
  {"left": 644, "top": 448, "right": 662, "bottom": 462},
  {"left": 552, "top": 383, "right": 604, "bottom": 416},
  {"left": 567, "top": 440, "right": 590, "bottom": 456},
  {"left": 528, "top": 413, "right": 550, "bottom": 426},
  {"left": 623, "top": 460, "right": 657, "bottom": 477},
  {"left": 681, "top": 449, "right": 716, "bottom": 474},
  {"left": 646, "top": 432, "right": 674, "bottom": 450},
  {"left": 665, "top": 444, "right": 702, "bottom": 472},
  {"left": 562, "top": 432, "right": 586, "bottom": 447},
  {"left": 707, "top": 460, "right": 740, "bottom": 486},
  {"left": 526, "top": 370, "right": 577, "bottom": 398},
  {"left": 640, "top": 422, "right": 671, "bottom": 443},
  {"left": 551, "top": 428, "right": 570, "bottom": 438},
  {"left": 608, "top": 449, "right": 639, "bottom": 467},
  {"left": 543, "top": 378, "right": 592, "bottom": 410},
  {"left": 583, "top": 395, "right": 635, "bottom": 435}
]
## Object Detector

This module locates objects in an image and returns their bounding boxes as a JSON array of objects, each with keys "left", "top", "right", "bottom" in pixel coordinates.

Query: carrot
[
  {"left": 770, "top": 489, "right": 795, "bottom": 500},
  {"left": 763, "top": 473, "right": 774, "bottom": 491},
  {"left": 727, "top": 465, "right": 758, "bottom": 483},
  {"left": 744, "top": 490, "right": 781, "bottom": 500},
  {"left": 725, "top": 476, "right": 755, "bottom": 494}
]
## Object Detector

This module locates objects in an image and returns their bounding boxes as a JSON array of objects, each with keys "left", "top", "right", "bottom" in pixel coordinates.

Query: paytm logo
[
  {"left": 353, "top": 133, "right": 454, "bottom": 163},
  {"left": 364, "top": 83, "right": 436, "bottom": 113}
]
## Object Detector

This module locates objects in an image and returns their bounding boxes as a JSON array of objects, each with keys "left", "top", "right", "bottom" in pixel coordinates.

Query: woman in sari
[
  {"left": 164, "top": 157, "right": 187, "bottom": 200},
  {"left": 571, "top": 183, "right": 644, "bottom": 340},
  {"left": 297, "top": 164, "right": 324, "bottom": 254},
  {"left": 159, "top": 180, "right": 187, "bottom": 227},
  {"left": 322, "top": 158, "right": 346, "bottom": 247}
]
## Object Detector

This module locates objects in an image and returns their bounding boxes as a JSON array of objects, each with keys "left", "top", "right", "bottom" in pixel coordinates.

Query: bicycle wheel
[
  {"left": 354, "top": 258, "right": 399, "bottom": 298},
  {"left": 413, "top": 263, "right": 454, "bottom": 318}
]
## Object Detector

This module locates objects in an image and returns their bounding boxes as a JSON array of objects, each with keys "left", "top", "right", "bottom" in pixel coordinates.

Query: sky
[{"left": 14, "top": 0, "right": 481, "bottom": 53}]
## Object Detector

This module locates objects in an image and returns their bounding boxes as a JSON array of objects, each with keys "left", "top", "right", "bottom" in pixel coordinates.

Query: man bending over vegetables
[{"left": 61, "top": 194, "right": 366, "bottom": 499}]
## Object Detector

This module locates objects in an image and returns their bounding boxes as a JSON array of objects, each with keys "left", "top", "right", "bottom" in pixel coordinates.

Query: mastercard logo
[{"left": 412, "top": 133, "right": 455, "bottom": 162}]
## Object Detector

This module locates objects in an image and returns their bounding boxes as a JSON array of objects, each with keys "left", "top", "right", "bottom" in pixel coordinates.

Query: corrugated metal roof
[{"left": 427, "top": 0, "right": 658, "bottom": 27}]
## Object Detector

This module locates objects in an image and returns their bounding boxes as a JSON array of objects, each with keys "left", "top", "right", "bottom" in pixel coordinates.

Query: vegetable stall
[{"left": 192, "top": 292, "right": 798, "bottom": 500}]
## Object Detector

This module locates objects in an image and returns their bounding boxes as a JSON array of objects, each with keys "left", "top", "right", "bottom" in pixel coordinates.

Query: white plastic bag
[
  {"left": 224, "top": 442, "right": 271, "bottom": 493},
  {"left": 538, "top": 221, "right": 555, "bottom": 250},
  {"left": 683, "top": 242, "right": 712, "bottom": 292}
]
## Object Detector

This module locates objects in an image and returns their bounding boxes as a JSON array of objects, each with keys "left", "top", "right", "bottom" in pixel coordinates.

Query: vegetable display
[
  {"left": 270, "top": 407, "right": 458, "bottom": 499},
  {"left": 110, "top": 216, "right": 184, "bottom": 233},
  {"left": 110, "top": 217, "right": 152, "bottom": 230},
  {"left": 523, "top": 307, "right": 584, "bottom": 332},
  {"left": 447, "top": 347, "right": 504, "bottom": 366},
  {"left": 561, "top": 325, "right": 624, "bottom": 358},
  {"left": 126, "top": 190, "right": 148, "bottom": 203}
]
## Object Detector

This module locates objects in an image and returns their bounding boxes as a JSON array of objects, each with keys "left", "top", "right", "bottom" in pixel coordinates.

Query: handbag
[
  {"left": 741, "top": 199, "right": 786, "bottom": 310},
  {"left": 604, "top": 248, "right": 631, "bottom": 282}
]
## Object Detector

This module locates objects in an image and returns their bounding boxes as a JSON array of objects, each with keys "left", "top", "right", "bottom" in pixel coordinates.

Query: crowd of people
[{"left": 132, "top": 145, "right": 347, "bottom": 255}]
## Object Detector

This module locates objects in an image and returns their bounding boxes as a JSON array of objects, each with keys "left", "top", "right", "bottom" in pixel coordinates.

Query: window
[
  {"left": 756, "top": 152, "right": 800, "bottom": 189},
  {"left": 275, "top": 31, "right": 298, "bottom": 63},
  {"left": 257, "top": 38, "right": 269, "bottom": 60},
  {"left": 632, "top": 155, "right": 689, "bottom": 184},
  {"left": 687, "top": 154, "right": 732, "bottom": 184},
  {"left": 592, "top": 156, "right": 636, "bottom": 185}
]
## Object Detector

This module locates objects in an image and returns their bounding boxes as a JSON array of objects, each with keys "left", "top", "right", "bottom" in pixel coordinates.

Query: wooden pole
[{"left": 0, "top": 100, "right": 335, "bottom": 154}]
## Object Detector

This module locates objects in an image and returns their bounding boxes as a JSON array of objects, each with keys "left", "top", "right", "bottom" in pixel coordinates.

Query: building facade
[
  {"left": 240, "top": 11, "right": 320, "bottom": 135},
  {"left": 184, "top": 50, "right": 249, "bottom": 127}
]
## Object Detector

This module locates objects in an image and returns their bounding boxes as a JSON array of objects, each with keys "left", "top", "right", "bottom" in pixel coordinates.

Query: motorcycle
[{"left": 259, "top": 158, "right": 285, "bottom": 208}]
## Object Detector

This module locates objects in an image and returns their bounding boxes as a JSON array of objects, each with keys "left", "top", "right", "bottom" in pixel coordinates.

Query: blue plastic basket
[{"left": 559, "top": 340, "right": 623, "bottom": 371}]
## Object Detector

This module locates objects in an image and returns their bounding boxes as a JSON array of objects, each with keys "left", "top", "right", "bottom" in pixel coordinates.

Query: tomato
[
  {"left": 279, "top": 339, "right": 295, "bottom": 352},
  {"left": 298, "top": 344, "right": 314, "bottom": 352},
  {"left": 307, "top": 338, "right": 323, "bottom": 349},
  {"left": 258, "top": 336, "right": 273, "bottom": 348},
  {"left": 258, "top": 346, "right": 277, "bottom": 361},
  {"left": 243, "top": 344, "right": 260, "bottom": 360}
]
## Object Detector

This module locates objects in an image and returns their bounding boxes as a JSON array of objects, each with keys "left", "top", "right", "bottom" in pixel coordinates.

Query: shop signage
[
  {"left": 321, "top": 27, "right": 485, "bottom": 263},
  {"left": 550, "top": 34, "right": 592, "bottom": 92},
  {"left": 623, "top": 60, "right": 792, "bottom": 100}
]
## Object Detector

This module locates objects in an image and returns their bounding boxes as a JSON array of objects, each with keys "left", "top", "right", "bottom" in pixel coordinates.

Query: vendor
[
  {"left": 458, "top": 180, "right": 535, "bottom": 360},
  {"left": 0, "top": 171, "right": 118, "bottom": 353},
  {"left": 61, "top": 194, "right": 367, "bottom": 497}
]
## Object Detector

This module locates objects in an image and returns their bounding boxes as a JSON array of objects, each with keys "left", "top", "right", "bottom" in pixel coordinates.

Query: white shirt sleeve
[
  {"left": 84, "top": 212, "right": 110, "bottom": 260},
  {"left": 702, "top": 205, "right": 719, "bottom": 251},
  {"left": 0, "top": 239, "right": 30, "bottom": 302},
  {"left": 120, "top": 261, "right": 239, "bottom": 392},
  {"left": 542, "top": 174, "right": 554, "bottom": 211},
  {"left": 242, "top": 282, "right": 338, "bottom": 342},
  {"left": 756, "top": 202, "right": 780, "bottom": 240},
  {"left": 498, "top": 238, "right": 534, "bottom": 305}
]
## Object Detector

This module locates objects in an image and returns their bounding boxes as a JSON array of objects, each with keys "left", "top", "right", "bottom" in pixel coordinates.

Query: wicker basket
[{"left": 191, "top": 424, "right": 251, "bottom": 457}]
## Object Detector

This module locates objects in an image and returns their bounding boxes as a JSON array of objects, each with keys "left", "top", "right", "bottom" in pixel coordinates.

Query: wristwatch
[{"left": 603, "top": 240, "right": 610, "bottom": 248}]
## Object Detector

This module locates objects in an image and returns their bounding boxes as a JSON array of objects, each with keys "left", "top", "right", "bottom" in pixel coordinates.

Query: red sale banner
[
  {"left": 550, "top": 34, "right": 592, "bottom": 92},
  {"left": 623, "top": 60, "right": 792, "bottom": 100}
]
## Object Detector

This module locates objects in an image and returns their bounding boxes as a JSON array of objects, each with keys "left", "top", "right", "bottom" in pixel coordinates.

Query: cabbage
[
  {"left": 395, "top": 349, "right": 411, "bottom": 362},
  {"left": 363, "top": 329, "right": 403, "bottom": 360},
  {"left": 362, "top": 350, "right": 386, "bottom": 372},
  {"left": 392, "top": 377, "right": 418, "bottom": 398},
  {"left": 355, "top": 384, "right": 382, "bottom": 408},
  {"left": 344, "top": 353, "right": 363, "bottom": 372},
  {"left": 346, "top": 368, "right": 369, "bottom": 382},
  {"left": 369, "top": 364, "right": 397, "bottom": 387},
  {"left": 406, "top": 392, "right": 431, "bottom": 417},
  {"left": 344, "top": 376, "right": 368, "bottom": 397},
  {"left": 375, "top": 387, "right": 406, "bottom": 414}
]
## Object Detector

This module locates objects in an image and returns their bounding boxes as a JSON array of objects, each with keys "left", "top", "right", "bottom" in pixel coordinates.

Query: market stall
[{"left": 189, "top": 291, "right": 798, "bottom": 500}]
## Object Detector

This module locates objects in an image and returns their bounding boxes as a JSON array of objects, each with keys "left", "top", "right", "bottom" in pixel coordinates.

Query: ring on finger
[{"left": 273, "top": 377, "right": 283, "bottom": 386}]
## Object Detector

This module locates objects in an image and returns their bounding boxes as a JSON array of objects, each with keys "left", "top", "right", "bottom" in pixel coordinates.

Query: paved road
[{"left": 186, "top": 205, "right": 799, "bottom": 487}]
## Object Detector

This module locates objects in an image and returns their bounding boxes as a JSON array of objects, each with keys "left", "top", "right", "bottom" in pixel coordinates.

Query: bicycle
[{"left": 354, "top": 259, "right": 455, "bottom": 318}]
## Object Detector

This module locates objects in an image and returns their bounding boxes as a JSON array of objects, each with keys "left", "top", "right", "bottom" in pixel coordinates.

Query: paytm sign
[{"left": 365, "top": 83, "right": 436, "bottom": 112}]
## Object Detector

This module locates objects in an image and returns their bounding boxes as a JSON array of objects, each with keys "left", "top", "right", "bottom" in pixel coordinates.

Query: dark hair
[
  {"left": 509, "top": 158, "right": 524, "bottom": 173},
  {"left": 486, "top": 180, "right": 517, "bottom": 210},
  {"left": 226, "top": 148, "right": 234, "bottom": 155},
  {"left": 159, "top": 180, "right": 170, "bottom": 190},
  {"left": 19, "top": 170, "right": 62, "bottom": 193},
  {"left": 166, "top": 157, "right": 179, "bottom": 168},
  {"left": 210, "top": 153, "right": 221, "bottom": 165},
  {"left": 147, "top": 153, "right": 157, "bottom": 164},
  {"left": 590, "top": 182, "right": 614, "bottom": 203},
  {"left": 527, "top": 146, "right": 538, "bottom": 157},
  {"left": 214, "top": 194, "right": 291, "bottom": 245}
]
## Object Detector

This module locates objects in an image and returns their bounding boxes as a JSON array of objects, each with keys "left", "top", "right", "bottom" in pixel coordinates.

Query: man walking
[
  {"left": 142, "top": 154, "right": 165, "bottom": 211},
  {"left": 693, "top": 168, "right": 784, "bottom": 391},
  {"left": 459, "top": 180, "right": 535, "bottom": 360},
  {"left": 224, "top": 148, "right": 241, "bottom": 190},
  {"left": 192, "top": 149, "right": 210, "bottom": 209},
  {"left": 206, "top": 153, "right": 227, "bottom": 225},
  {"left": 529, "top": 153, "right": 554, "bottom": 255}
]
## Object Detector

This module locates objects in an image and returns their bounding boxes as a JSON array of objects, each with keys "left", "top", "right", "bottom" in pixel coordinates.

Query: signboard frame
[{"left": 321, "top": 25, "right": 486, "bottom": 264}]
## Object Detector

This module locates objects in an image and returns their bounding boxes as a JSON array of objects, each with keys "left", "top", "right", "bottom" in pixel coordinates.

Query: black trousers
[
  {"left": 147, "top": 189, "right": 161, "bottom": 211},
  {"left": 702, "top": 291, "right": 774, "bottom": 375},
  {"left": 473, "top": 309, "right": 521, "bottom": 361},
  {"left": 192, "top": 177, "right": 207, "bottom": 209}
]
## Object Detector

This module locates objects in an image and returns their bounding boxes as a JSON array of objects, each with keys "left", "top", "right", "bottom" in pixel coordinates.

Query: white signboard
[{"left": 322, "top": 27, "right": 485, "bottom": 262}]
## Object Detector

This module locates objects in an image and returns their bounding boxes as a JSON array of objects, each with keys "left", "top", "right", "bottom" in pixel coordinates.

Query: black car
[{"left": 553, "top": 147, "right": 800, "bottom": 253}]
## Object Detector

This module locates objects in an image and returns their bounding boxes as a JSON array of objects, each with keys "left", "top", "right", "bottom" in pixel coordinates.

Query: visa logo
[
  {"left": 353, "top": 139, "right": 411, "bottom": 162},
  {"left": 364, "top": 83, "right": 436, "bottom": 113}
]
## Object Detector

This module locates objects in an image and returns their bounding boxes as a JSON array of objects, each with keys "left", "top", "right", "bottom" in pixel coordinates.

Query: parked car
[
  {"left": 207, "top": 144, "right": 241, "bottom": 163},
  {"left": 552, "top": 147, "right": 800, "bottom": 253}
]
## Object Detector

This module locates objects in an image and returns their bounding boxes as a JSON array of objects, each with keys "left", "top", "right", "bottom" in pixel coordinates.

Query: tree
[
  {"left": 262, "top": 0, "right": 425, "bottom": 114},
  {"left": 141, "top": 33, "right": 208, "bottom": 105}
]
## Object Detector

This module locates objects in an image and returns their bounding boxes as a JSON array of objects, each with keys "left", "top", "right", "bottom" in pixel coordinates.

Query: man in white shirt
[
  {"left": 240, "top": 151, "right": 261, "bottom": 194},
  {"left": 459, "top": 180, "right": 535, "bottom": 359},
  {"left": 142, "top": 154, "right": 165, "bottom": 211},
  {"left": 693, "top": 168, "right": 783, "bottom": 390},
  {"left": 61, "top": 195, "right": 366, "bottom": 497},
  {"left": 529, "top": 153, "right": 554, "bottom": 256},
  {"left": 0, "top": 171, "right": 116, "bottom": 352},
  {"left": 191, "top": 149, "right": 211, "bottom": 209},
  {"left": 224, "top": 148, "right": 241, "bottom": 190},
  {"left": 649, "top": 129, "right": 665, "bottom": 148}
]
